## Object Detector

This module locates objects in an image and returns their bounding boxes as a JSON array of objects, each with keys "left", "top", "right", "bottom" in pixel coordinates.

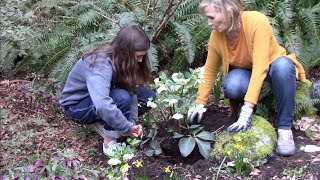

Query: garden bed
[{"left": 1, "top": 76, "right": 320, "bottom": 179}]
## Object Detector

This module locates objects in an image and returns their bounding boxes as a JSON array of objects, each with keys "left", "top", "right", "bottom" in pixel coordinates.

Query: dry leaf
[
  {"left": 311, "top": 154, "right": 320, "bottom": 163},
  {"left": 249, "top": 168, "right": 261, "bottom": 176},
  {"left": 226, "top": 161, "right": 235, "bottom": 167},
  {"left": 0, "top": 80, "right": 10, "bottom": 86}
]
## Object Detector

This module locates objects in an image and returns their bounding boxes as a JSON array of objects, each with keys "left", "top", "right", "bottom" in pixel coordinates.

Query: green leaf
[
  {"left": 194, "top": 138, "right": 211, "bottom": 159},
  {"left": 195, "top": 131, "right": 215, "bottom": 141},
  {"left": 155, "top": 146, "right": 162, "bottom": 155},
  {"left": 120, "top": 163, "right": 130, "bottom": 174},
  {"left": 179, "top": 136, "right": 195, "bottom": 157},
  {"left": 243, "top": 162, "right": 252, "bottom": 176},
  {"left": 143, "top": 147, "right": 155, "bottom": 157},
  {"left": 189, "top": 124, "right": 201, "bottom": 129},
  {"left": 173, "top": 132, "right": 185, "bottom": 138},
  {"left": 191, "top": 126, "right": 204, "bottom": 135},
  {"left": 143, "top": 140, "right": 162, "bottom": 156}
]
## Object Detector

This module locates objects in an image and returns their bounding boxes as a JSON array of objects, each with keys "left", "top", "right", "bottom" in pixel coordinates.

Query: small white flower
[
  {"left": 172, "top": 73, "right": 190, "bottom": 85},
  {"left": 154, "top": 78, "right": 160, "bottom": 84},
  {"left": 172, "top": 113, "right": 183, "bottom": 120},
  {"left": 147, "top": 101, "right": 158, "bottom": 108},
  {"left": 157, "top": 85, "right": 167, "bottom": 94},
  {"left": 107, "top": 158, "right": 121, "bottom": 166},
  {"left": 123, "top": 153, "right": 134, "bottom": 161},
  {"left": 171, "top": 73, "right": 180, "bottom": 82},
  {"left": 163, "top": 99, "right": 178, "bottom": 106}
]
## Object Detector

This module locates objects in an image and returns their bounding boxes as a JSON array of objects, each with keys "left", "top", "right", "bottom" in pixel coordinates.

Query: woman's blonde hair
[{"left": 199, "top": 0, "right": 244, "bottom": 33}]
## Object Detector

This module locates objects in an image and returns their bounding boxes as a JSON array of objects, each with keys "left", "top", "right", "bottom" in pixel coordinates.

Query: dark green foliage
[
  {"left": 3, "top": 0, "right": 210, "bottom": 81},
  {"left": 1, "top": 0, "right": 319, "bottom": 88},
  {"left": 256, "top": 81, "right": 317, "bottom": 120},
  {"left": 0, "top": 0, "right": 38, "bottom": 76},
  {"left": 244, "top": 0, "right": 320, "bottom": 72}
]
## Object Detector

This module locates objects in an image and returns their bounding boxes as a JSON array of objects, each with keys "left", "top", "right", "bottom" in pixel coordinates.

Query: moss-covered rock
[{"left": 211, "top": 115, "right": 277, "bottom": 161}]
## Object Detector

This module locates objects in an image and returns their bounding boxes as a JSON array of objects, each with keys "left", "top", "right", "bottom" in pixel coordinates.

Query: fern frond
[
  {"left": 173, "top": 0, "right": 200, "bottom": 21},
  {"left": 148, "top": 43, "right": 159, "bottom": 72},
  {"left": 0, "top": 41, "right": 16, "bottom": 71},
  {"left": 174, "top": 23, "right": 195, "bottom": 64},
  {"left": 298, "top": 4, "right": 320, "bottom": 43}
]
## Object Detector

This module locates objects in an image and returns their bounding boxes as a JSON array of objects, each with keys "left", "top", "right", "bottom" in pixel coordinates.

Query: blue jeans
[
  {"left": 65, "top": 86, "right": 156, "bottom": 130},
  {"left": 223, "top": 57, "right": 296, "bottom": 129}
]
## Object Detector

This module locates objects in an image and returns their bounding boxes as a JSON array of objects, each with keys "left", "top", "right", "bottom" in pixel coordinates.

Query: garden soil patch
[{"left": 0, "top": 76, "right": 320, "bottom": 179}]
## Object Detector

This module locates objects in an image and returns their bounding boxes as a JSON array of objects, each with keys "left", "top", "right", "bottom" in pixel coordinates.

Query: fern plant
[
  {"left": 0, "top": 0, "right": 38, "bottom": 76},
  {"left": 244, "top": 0, "right": 320, "bottom": 72}
]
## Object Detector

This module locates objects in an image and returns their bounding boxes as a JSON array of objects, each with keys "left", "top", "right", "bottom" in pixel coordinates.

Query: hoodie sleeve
[{"left": 86, "top": 57, "right": 133, "bottom": 134}]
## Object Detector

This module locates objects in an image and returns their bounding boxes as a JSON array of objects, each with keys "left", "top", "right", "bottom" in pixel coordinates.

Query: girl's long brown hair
[{"left": 82, "top": 24, "right": 151, "bottom": 93}]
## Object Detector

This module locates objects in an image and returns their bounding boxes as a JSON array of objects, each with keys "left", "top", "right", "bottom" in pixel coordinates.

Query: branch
[
  {"left": 151, "top": 0, "right": 182, "bottom": 42},
  {"left": 91, "top": 4, "right": 120, "bottom": 27}
]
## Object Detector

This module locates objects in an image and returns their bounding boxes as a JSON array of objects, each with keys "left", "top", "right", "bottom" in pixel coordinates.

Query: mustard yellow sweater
[{"left": 196, "top": 11, "right": 307, "bottom": 105}]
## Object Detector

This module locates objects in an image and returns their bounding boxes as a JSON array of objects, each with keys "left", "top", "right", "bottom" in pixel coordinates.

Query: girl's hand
[{"left": 131, "top": 124, "right": 143, "bottom": 138}]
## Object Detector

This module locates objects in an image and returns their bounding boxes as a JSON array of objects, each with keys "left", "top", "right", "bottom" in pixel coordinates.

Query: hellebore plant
[
  {"left": 104, "top": 139, "right": 140, "bottom": 180},
  {"left": 147, "top": 67, "right": 217, "bottom": 159},
  {"left": 173, "top": 124, "right": 215, "bottom": 159},
  {"left": 142, "top": 128, "right": 162, "bottom": 157},
  {"left": 149, "top": 67, "right": 204, "bottom": 120}
]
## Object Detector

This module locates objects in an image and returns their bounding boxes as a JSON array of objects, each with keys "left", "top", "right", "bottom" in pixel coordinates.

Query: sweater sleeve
[
  {"left": 196, "top": 32, "right": 222, "bottom": 105},
  {"left": 244, "top": 15, "right": 271, "bottom": 104},
  {"left": 86, "top": 57, "right": 133, "bottom": 134}
]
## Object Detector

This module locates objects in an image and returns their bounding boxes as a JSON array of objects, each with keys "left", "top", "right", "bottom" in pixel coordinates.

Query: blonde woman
[{"left": 187, "top": 0, "right": 307, "bottom": 156}]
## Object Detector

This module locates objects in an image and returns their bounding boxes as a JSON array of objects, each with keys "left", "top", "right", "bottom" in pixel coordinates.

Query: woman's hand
[
  {"left": 227, "top": 102, "right": 254, "bottom": 132},
  {"left": 131, "top": 124, "right": 143, "bottom": 138}
]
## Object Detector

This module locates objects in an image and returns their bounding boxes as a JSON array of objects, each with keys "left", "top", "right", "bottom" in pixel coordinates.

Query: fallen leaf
[
  {"left": 0, "top": 80, "right": 10, "bottom": 86},
  {"left": 226, "top": 161, "right": 235, "bottom": 167},
  {"left": 249, "top": 168, "right": 261, "bottom": 176},
  {"left": 311, "top": 154, "right": 320, "bottom": 163}
]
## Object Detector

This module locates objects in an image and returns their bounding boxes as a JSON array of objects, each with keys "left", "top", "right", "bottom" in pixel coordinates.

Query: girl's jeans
[
  {"left": 223, "top": 57, "right": 296, "bottom": 129},
  {"left": 64, "top": 86, "right": 156, "bottom": 134}
]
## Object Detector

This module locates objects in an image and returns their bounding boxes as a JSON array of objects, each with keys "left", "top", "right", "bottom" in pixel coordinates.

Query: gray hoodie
[{"left": 59, "top": 55, "right": 137, "bottom": 134}]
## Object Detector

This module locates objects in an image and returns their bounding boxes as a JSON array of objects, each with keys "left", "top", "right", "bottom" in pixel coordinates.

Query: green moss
[
  {"left": 211, "top": 115, "right": 276, "bottom": 161},
  {"left": 296, "top": 80, "right": 312, "bottom": 99}
]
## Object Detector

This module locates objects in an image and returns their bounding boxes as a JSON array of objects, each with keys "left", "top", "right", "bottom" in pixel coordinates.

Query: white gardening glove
[
  {"left": 187, "top": 104, "right": 207, "bottom": 124},
  {"left": 227, "top": 105, "right": 253, "bottom": 132}
]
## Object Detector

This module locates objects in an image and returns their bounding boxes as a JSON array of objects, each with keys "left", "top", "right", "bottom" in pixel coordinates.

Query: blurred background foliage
[{"left": 1, "top": 0, "right": 319, "bottom": 81}]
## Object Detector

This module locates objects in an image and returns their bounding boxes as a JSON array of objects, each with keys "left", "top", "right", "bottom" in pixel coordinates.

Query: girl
[
  {"left": 59, "top": 24, "right": 156, "bottom": 156},
  {"left": 187, "top": 0, "right": 307, "bottom": 156}
]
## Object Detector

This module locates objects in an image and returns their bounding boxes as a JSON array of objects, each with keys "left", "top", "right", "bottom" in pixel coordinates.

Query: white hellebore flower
[
  {"left": 157, "top": 85, "right": 167, "bottom": 94},
  {"left": 172, "top": 113, "right": 184, "bottom": 120},
  {"left": 107, "top": 158, "right": 121, "bottom": 166},
  {"left": 163, "top": 99, "right": 178, "bottom": 106},
  {"left": 154, "top": 78, "right": 160, "bottom": 84},
  {"left": 147, "top": 101, "right": 158, "bottom": 108},
  {"left": 123, "top": 153, "right": 134, "bottom": 161},
  {"left": 172, "top": 73, "right": 190, "bottom": 85}
]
